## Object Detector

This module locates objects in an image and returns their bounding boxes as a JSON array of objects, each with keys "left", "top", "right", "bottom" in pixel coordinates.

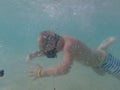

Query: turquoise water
[{"left": 0, "top": 0, "right": 120, "bottom": 90}]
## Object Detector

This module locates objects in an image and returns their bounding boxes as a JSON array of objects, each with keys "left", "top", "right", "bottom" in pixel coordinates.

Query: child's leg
[
  {"left": 97, "top": 36, "right": 116, "bottom": 50},
  {"left": 100, "top": 53, "right": 120, "bottom": 78},
  {"left": 94, "top": 37, "right": 116, "bottom": 76}
]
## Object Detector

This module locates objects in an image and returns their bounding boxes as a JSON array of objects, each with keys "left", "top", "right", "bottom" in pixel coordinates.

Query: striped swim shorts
[{"left": 100, "top": 53, "right": 120, "bottom": 76}]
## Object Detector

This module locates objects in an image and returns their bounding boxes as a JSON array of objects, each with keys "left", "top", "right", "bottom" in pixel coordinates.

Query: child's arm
[
  {"left": 29, "top": 47, "right": 73, "bottom": 79},
  {"left": 26, "top": 50, "right": 44, "bottom": 62},
  {"left": 40, "top": 49, "right": 73, "bottom": 77}
]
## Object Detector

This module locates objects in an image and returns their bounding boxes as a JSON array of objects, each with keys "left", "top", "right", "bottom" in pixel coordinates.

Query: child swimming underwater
[{"left": 26, "top": 30, "right": 120, "bottom": 80}]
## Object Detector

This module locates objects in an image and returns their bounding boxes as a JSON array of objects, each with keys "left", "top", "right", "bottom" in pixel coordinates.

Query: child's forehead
[
  {"left": 41, "top": 31, "right": 55, "bottom": 37},
  {"left": 37, "top": 35, "right": 43, "bottom": 42}
]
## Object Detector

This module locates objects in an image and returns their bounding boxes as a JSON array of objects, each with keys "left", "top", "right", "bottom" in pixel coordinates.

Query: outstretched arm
[
  {"left": 26, "top": 50, "right": 44, "bottom": 62},
  {"left": 40, "top": 49, "right": 73, "bottom": 77}
]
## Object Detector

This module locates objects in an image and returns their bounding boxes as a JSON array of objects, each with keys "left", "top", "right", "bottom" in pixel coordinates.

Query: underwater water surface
[{"left": 0, "top": 0, "right": 120, "bottom": 90}]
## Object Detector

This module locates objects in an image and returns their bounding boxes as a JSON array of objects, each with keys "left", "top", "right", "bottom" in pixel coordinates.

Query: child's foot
[{"left": 97, "top": 36, "right": 116, "bottom": 50}]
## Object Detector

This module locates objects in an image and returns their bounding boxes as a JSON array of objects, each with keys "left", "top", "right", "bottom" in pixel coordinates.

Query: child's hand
[
  {"left": 26, "top": 53, "right": 34, "bottom": 62},
  {"left": 29, "top": 64, "right": 42, "bottom": 80},
  {"left": 25, "top": 54, "right": 31, "bottom": 62}
]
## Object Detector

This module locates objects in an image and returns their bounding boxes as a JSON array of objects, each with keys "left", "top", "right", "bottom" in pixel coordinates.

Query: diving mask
[{"left": 40, "top": 31, "right": 60, "bottom": 58}]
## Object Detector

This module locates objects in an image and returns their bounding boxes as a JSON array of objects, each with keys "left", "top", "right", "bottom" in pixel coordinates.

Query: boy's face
[{"left": 37, "top": 35, "right": 51, "bottom": 52}]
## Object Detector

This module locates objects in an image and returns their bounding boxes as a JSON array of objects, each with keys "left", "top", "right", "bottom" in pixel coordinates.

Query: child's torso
[{"left": 63, "top": 35, "right": 106, "bottom": 67}]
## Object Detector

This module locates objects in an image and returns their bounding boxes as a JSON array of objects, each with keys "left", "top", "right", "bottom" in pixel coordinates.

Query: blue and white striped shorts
[{"left": 100, "top": 53, "right": 120, "bottom": 76}]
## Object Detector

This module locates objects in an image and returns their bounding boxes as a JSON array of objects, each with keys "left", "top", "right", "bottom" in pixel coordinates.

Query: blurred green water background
[{"left": 0, "top": 0, "right": 120, "bottom": 90}]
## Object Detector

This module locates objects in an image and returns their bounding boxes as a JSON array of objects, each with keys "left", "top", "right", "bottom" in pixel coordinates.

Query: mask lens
[{"left": 44, "top": 49, "right": 57, "bottom": 58}]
